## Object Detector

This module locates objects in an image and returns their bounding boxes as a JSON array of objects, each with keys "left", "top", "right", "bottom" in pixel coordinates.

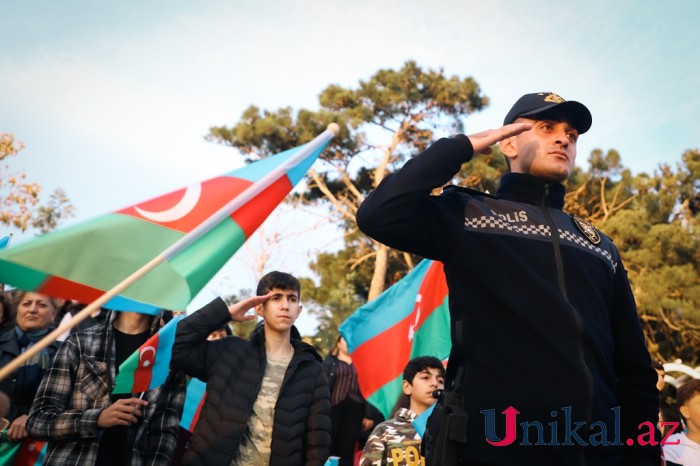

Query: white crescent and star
[
  {"left": 135, "top": 183, "right": 202, "bottom": 223},
  {"left": 139, "top": 346, "right": 156, "bottom": 367}
]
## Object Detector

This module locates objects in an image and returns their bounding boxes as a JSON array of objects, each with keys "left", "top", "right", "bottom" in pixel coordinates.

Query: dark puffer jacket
[{"left": 171, "top": 298, "right": 331, "bottom": 466}]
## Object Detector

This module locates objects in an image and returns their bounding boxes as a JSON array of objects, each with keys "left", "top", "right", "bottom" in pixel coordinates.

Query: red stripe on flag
[
  {"left": 119, "top": 177, "right": 253, "bottom": 233},
  {"left": 412, "top": 262, "right": 448, "bottom": 329},
  {"left": 353, "top": 262, "right": 447, "bottom": 397},
  {"left": 353, "top": 317, "right": 412, "bottom": 397},
  {"left": 132, "top": 333, "right": 159, "bottom": 392},
  {"left": 14, "top": 438, "right": 46, "bottom": 466},
  {"left": 39, "top": 275, "right": 105, "bottom": 304},
  {"left": 231, "top": 176, "right": 293, "bottom": 238},
  {"left": 189, "top": 392, "right": 207, "bottom": 432}
]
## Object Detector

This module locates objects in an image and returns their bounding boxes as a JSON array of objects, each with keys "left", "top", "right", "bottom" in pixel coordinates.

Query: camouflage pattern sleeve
[{"left": 359, "top": 423, "right": 388, "bottom": 466}]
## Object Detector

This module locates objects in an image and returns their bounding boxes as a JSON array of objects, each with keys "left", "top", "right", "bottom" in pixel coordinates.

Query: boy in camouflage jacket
[{"left": 360, "top": 357, "right": 445, "bottom": 466}]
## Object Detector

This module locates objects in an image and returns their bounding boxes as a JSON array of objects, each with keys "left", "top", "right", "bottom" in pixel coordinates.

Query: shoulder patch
[
  {"left": 571, "top": 215, "right": 602, "bottom": 245},
  {"left": 442, "top": 184, "right": 496, "bottom": 199}
]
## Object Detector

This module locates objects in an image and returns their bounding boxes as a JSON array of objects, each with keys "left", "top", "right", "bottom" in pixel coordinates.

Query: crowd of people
[
  {"left": 1, "top": 91, "right": 699, "bottom": 465},
  {"left": 1, "top": 285, "right": 698, "bottom": 465},
  {"left": 0, "top": 281, "right": 445, "bottom": 465}
]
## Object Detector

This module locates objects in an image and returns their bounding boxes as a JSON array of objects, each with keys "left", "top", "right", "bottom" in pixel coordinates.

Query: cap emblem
[{"left": 542, "top": 92, "right": 565, "bottom": 104}]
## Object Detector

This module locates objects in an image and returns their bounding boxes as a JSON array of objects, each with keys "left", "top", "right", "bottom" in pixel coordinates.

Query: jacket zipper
[{"left": 542, "top": 185, "right": 594, "bottom": 466}]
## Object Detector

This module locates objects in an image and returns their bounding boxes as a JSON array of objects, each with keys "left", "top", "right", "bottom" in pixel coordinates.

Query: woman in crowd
[
  {"left": 0, "top": 291, "right": 59, "bottom": 441},
  {"left": 323, "top": 335, "right": 374, "bottom": 466}
]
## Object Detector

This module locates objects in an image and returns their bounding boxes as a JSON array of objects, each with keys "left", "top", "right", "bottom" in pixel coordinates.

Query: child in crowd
[
  {"left": 171, "top": 271, "right": 331, "bottom": 466},
  {"left": 664, "top": 379, "right": 700, "bottom": 466},
  {"left": 360, "top": 356, "right": 445, "bottom": 466}
]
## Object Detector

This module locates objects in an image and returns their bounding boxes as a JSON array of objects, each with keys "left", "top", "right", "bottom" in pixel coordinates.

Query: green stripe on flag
[
  {"left": 367, "top": 299, "right": 451, "bottom": 419},
  {"left": 367, "top": 373, "right": 403, "bottom": 419},
  {"left": 0, "top": 260, "right": 48, "bottom": 291},
  {"left": 410, "top": 298, "right": 451, "bottom": 359},
  {"left": 112, "top": 350, "right": 140, "bottom": 394},
  {"left": 169, "top": 217, "right": 245, "bottom": 298},
  {"left": 0, "top": 215, "right": 180, "bottom": 287}
]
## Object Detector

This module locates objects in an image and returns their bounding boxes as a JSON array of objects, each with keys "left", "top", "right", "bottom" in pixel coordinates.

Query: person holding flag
[
  {"left": 25, "top": 309, "right": 186, "bottom": 465},
  {"left": 356, "top": 92, "right": 660, "bottom": 465}
]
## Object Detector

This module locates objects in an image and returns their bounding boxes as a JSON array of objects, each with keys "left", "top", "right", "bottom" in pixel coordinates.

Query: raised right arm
[
  {"left": 356, "top": 124, "right": 531, "bottom": 260},
  {"left": 356, "top": 135, "right": 474, "bottom": 261},
  {"left": 170, "top": 298, "right": 232, "bottom": 382}
]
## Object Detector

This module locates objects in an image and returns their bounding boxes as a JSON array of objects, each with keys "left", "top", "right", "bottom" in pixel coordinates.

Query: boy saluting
[{"left": 171, "top": 271, "right": 331, "bottom": 466}]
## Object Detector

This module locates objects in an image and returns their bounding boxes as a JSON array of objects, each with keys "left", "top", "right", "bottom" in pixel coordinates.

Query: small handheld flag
[
  {"left": 112, "top": 315, "right": 184, "bottom": 394},
  {"left": 180, "top": 377, "right": 207, "bottom": 432}
]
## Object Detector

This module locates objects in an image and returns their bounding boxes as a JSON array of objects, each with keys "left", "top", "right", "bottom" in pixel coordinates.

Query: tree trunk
[{"left": 367, "top": 242, "right": 389, "bottom": 301}]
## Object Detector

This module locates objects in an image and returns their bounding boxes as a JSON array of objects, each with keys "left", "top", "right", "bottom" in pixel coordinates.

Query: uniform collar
[{"left": 496, "top": 172, "right": 566, "bottom": 210}]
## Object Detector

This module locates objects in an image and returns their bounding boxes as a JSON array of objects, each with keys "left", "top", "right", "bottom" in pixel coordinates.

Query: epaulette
[{"left": 441, "top": 184, "right": 497, "bottom": 199}]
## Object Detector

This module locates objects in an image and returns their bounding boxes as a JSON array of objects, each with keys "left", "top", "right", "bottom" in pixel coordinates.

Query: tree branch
[{"left": 307, "top": 168, "right": 355, "bottom": 221}]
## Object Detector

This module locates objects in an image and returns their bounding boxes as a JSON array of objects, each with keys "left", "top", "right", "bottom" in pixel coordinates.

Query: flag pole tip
[{"left": 327, "top": 123, "right": 340, "bottom": 135}]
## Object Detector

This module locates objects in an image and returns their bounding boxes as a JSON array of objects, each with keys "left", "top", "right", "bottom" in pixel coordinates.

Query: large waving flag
[
  {"left": 340, "top": 259, "right": 451, "bottom": 418},
  {"left": 0, "top": 126, "right": 337, "bottom": 314},
  {"left": 112, "top": 315, "right": 184, "bottom": 394}
]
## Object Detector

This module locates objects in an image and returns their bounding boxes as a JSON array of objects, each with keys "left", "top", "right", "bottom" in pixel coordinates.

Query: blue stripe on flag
[
  {"left": 225, "top": 146, "right": 303, "bottom": 182},
  {"left": 180, "top": 377, "right": 206, "bottom": 430},
  {"left": 340, "top": 259, "right": 432, "bottom": 351},
  {"left": 105, "top": 295, "right": 161, "bottom": 315},
  {"left": 149, "top": 315, "right": 183, "bottom": 390}
]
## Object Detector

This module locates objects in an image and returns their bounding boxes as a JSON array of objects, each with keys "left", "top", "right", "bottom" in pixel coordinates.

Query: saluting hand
[
  {"left": 97, "top": 398, "right": 148, "bottom": 428},
  {"left": 228, "top": 294, "right": 271, "bottom": 322},
  {"left": 467, "top": 122, "right": 532, "bottom": 154}
]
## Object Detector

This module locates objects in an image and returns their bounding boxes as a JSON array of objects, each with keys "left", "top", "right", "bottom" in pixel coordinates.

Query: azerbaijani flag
[
  {"left": 113, "top": 315, "right": 183, "bottom": 394},
  {"left": 14, "top": 438, "right": 47, "bottom": 466},
  {"left": 180, "top": 377, "right": 207, "bottom": 432},
  {"left": 340, "top": 259, "right": 451, "bottom": 418},
  {"left": 0, "top": 433, "right": 48, "bottom": 466},
  {"left": 0, "top": 127, "right": 336, "bottom": 314}
]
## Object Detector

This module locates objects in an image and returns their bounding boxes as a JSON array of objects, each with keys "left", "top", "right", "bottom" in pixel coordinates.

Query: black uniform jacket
[{"left": 356, "top": 135, "right": 660, "bottom": 466}]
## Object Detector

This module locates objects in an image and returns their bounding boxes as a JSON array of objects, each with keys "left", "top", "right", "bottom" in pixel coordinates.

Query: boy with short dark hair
[
  {"left": 663, "top": 379, "right": 700, "bottom": 466},
  {"left": 360, "top": 356, "right": 445, "bottom": 466},
  {"left": 171, "top": 271, "right": 331, "bottom": 466}
]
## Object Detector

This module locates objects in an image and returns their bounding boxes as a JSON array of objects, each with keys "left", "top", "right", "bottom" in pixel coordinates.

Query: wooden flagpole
[{"left": 0, "top": 123, "right": 339, "bottom": 381}]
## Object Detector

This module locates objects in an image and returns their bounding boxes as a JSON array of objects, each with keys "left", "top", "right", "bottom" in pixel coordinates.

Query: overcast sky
[{"left": 2, "top": 0, "right": 699, "bottom": 328}]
